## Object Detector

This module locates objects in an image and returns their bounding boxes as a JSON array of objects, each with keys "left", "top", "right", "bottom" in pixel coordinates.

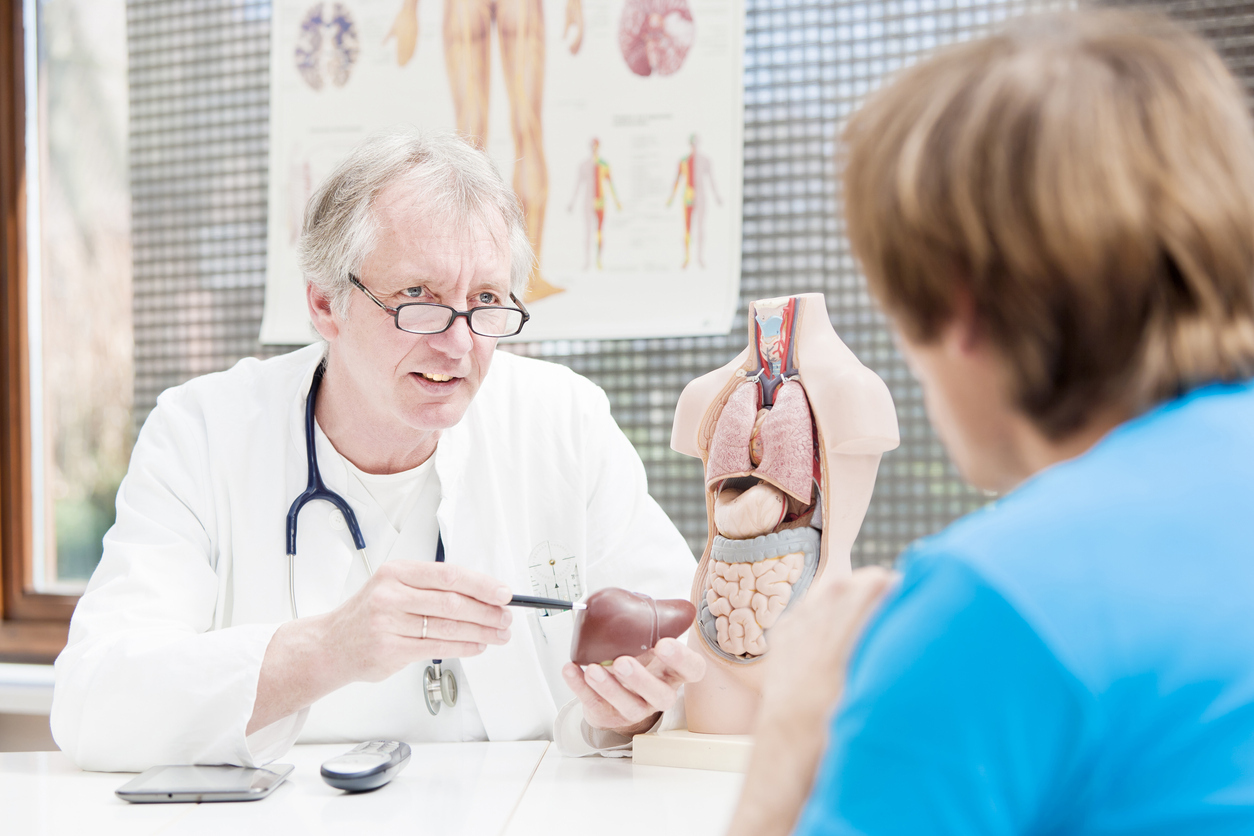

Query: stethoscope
[{"left": 285, "top": 363, "right": 459, "bottom": 715}]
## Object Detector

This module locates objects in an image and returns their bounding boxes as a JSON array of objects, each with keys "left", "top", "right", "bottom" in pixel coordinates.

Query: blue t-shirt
[{"left": 796, "top": 380, "right": 1254, "bottom": 835}]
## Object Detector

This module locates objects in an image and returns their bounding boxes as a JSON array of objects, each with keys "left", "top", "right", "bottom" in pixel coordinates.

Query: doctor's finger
[
  {"left": 392, "top": 611, "right": 511, "bottom": 646},
  {"left": 383, "top": 560, "right": 512, "bottom": 606},
  {"left": 396, "top": 587, "right": 513, "bottom": 630},
  {"left": 562, "top": 664, "right": 629, "bottom": 726},
  {"left": 646, "top": 638, "right": 706, "bottom": 685},
  {"left": 581, "top": 663, "right": 656, "bottom": 725},
  {"left": 608, "top": 656, "right": 681, "bottom": 712},
  {"left": 397, "top": 636, "right": 488, "bottom": 661}
]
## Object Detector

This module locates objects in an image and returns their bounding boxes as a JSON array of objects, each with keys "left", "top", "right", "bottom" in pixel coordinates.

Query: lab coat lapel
[{"left": 435, "top": 420, "right": 559, "bottom": 741}]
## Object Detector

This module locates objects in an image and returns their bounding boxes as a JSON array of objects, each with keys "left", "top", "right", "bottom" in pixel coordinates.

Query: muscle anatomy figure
[
  {"left": 672, "top": 294, "right": 899, "bottom": 733},
  {"left": 567, "top": 138, "right": 622, "bottom": 269},
  {"left": 665, "top": 134, "right": 721, "bottom": 269},
  {"left": 385, "top": 0, "right": 584, "bottom": 301}
]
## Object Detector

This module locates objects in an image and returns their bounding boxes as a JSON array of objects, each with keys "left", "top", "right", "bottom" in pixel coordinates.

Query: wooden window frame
[{"left": 0, "top": 0, "right": 73, "bottom": 664}]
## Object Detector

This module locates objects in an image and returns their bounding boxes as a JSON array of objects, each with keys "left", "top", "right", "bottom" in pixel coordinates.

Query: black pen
[{"left": 509, "top": 594, "right": 587, "bottom": 611}]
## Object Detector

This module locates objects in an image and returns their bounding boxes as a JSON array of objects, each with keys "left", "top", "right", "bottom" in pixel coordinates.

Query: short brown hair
[{"left": 842, "top": 11, "right": 1254, "bottom": 438}]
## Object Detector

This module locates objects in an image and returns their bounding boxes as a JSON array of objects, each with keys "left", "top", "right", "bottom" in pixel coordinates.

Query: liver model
[{"left": 570, "top": 588, "right": 697, "bottom": 665}]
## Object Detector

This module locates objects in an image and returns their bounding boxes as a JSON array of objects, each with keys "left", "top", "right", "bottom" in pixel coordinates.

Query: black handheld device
[{"left": 320, "top": 740, "right": 411, "bottom": 792}]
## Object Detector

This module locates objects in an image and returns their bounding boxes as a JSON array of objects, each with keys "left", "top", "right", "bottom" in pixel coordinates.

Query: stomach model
[{"left": 699, "top": 298, "right": 821, "bottom": 661}]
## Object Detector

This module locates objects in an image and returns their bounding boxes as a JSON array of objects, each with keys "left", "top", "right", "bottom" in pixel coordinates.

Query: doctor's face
[{"left": 323, "top": 183, "right": 512, "bottom": 440}]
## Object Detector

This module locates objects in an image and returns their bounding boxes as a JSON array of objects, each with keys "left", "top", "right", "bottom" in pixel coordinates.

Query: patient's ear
[
  {"left": 307, "top": 282, "right": 340, "bottom": 341},
  {"left": 948, "top": 283, "right": 985, "bottom": 355}
]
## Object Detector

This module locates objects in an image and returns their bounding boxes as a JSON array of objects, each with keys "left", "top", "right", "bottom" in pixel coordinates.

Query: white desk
[
  {"left": 505, "top": 744, "right": 744, "bottom": 836},
  {"left": 0, "top": 742, "right": 744, "bottom": 836}
]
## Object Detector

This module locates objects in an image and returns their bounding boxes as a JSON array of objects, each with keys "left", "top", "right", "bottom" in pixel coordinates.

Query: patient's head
[{"left": 842, "top": 10, "right": 1254, "bottom": 442}]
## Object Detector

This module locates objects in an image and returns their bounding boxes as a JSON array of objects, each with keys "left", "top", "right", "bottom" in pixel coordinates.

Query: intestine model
[{"left": 671, "top": 293, "right": 899, "bottom": 734}]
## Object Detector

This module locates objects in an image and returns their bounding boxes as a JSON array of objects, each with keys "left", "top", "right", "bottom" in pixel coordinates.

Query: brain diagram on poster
[{"left": 262, "top": 0, "right": 744, "bottom": 344}]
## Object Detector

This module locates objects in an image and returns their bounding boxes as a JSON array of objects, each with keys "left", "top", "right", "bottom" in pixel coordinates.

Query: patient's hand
[
  {"left": 725, "top": 566, "right": 896, "bottom": 836},
  {"left": 562, "top": 637, "right": 706, "bottom": 737}
]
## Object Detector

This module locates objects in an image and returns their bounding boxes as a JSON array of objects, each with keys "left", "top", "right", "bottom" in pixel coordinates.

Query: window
[{"left": 1, "top": 0, "right": 130, "bottom": 662}]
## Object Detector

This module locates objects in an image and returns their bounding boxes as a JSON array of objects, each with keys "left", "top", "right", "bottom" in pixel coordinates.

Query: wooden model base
[{"left": 631, "top": 728, "right": 753, "bottom": 773}]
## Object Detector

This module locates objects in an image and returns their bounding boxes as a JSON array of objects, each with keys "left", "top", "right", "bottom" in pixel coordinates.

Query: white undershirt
[
  {"left": 341, "top": 452, "right": 437, "bottom": 532},
  {"left": 302, "top": 426, "right": 489, "bottom": 744}
]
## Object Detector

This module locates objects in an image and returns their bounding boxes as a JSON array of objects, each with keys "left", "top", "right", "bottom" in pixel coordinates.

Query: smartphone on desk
[{"left": 115, "top": 763, "right": 294, "bottom": 803}]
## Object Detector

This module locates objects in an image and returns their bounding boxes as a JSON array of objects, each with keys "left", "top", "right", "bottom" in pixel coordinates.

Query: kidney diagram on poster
[{"left": 261, "top": 0, "right": 745, "bottom": 344}]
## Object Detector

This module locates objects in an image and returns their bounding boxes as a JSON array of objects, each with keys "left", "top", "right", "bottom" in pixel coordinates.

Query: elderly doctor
[{"left": 50, "top": 129, "right": 704, "bottom": 771}]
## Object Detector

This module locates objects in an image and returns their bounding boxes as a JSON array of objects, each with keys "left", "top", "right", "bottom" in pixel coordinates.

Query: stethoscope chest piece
[{"left": 423, "top": 662, "right": 459, "bottom": 715}]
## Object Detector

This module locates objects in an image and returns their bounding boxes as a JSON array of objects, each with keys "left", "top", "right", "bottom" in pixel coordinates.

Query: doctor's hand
[
  {"left": 322, "top": 560, "right": 514, "bottom": 683},
  {"left": 250, "top": 560, "right": 513, "bottom": 735},
  {"left": 249, "top": 561, "right": 514, "bottom": 736},
  {"left": 562, "top": 637, "right": 706, "bottom": 737}
]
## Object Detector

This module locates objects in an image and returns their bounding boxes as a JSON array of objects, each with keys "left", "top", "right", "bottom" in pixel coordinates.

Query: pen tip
[{"left": 573, "top": 602, "right": 587, "bottom": 610}]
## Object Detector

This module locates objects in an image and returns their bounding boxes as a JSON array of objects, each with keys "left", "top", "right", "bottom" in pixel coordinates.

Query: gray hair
[{"left": 296, "top": 127, "right": 533, "bottom": 318}]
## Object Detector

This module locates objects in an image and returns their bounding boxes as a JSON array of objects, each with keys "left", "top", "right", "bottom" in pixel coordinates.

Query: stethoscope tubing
[
  {"left": 284, "top": 363, "right": 455, "bottom": 715},
  {"left": 285, "top": 364, "right": 370, "bottom": 620}
]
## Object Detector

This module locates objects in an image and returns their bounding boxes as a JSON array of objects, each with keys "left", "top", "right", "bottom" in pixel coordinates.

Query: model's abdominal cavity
[
  {"left": 698, "top": 299, "right": 822, "bottom": 659},
  {"left": 707, "top": 552, "right": 805, "bottom": 656},
  {"left": 619, "top": 0, "right": 696, "bottom": 77}
]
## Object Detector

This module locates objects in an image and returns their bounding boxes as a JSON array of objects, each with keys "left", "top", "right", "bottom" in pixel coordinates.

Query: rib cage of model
[
  {"left": 619, "top": 0, "right": 695, "bottom": 77},
  {"left": 671, "top": 293, "right": 899, "bottom": 734}
]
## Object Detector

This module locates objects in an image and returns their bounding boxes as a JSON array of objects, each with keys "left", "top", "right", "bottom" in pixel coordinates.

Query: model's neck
[{"left": 313, "top": 356, "right": 439, "bottom": 475}]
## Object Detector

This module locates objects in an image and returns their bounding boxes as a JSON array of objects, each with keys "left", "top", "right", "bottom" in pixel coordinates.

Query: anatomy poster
[{"left": 261, "top": 0, "right": 744, "bottom": 344}]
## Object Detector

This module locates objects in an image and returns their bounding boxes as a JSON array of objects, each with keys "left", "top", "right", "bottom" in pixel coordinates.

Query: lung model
[{"left": 619, "top": 0, "right": 696, "bottom": 77}]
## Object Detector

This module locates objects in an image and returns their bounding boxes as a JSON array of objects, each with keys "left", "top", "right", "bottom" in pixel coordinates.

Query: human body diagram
[
  {"left": 567, "top": 139, "right": 622, "bottom": 270},
  {"left": 666, "top": 134, "right": 722, "bottom": 269},
  {"left": 385, "top": 0, "right": 585, "bottom": 301}
]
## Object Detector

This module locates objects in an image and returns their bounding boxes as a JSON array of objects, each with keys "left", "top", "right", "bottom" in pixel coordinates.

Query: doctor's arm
[
  {"left": 51, "top": 396, "right": 512, "bottom": 771},
  {"left": 51, "top": 400, "right": 275, "bottom": 771},
  {"left": 247, "top": 560, "right": 512, "bottom": 735}
]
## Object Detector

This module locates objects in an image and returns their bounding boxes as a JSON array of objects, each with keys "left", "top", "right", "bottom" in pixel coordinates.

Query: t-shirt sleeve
[{"left": 794, "top": 555, "right": 1093, "bottom": 836}]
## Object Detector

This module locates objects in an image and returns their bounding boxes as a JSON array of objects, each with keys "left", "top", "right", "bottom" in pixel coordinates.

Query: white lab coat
[{"left": 51, "top": 345, "right": 695, "bottom": 771}]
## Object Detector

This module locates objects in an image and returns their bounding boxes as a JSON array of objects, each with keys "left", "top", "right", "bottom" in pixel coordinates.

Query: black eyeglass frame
[{"left": 348, "top": 274, "right": 530, "bottom": 338}]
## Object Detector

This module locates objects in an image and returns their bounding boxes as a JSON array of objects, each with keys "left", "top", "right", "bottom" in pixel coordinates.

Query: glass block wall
[{"left": 133, "top": 0, "right": 1254, "bottom": 568}]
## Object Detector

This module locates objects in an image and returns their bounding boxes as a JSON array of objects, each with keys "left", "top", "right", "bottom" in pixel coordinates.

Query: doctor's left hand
[{"left": 562, "top": 638, "right": 706, "bottom": 736}]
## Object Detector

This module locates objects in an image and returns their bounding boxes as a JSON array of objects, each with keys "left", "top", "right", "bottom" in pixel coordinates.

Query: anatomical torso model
[{"left": 672, "top": 293, "right": 899, "bottom": 734}]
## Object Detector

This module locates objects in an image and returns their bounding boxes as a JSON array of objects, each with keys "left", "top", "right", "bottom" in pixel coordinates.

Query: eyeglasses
[{"left": 349, "top": 274, "right": 530, "bottom": 338}]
